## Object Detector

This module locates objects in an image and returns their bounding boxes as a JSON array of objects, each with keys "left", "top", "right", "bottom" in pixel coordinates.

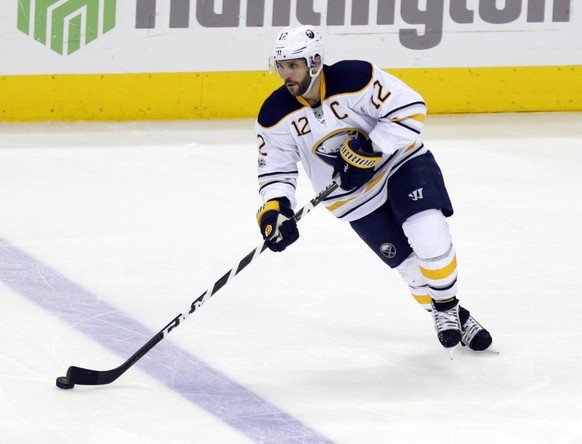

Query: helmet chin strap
[
  {"left": 303, "top": 73, "right": 318, "bottom": 96},
  {"left": 302, "top": 57, "right": 322, "bottom": 96}
]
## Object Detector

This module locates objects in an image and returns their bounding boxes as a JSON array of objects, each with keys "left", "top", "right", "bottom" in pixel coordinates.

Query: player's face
[{"left": 275, "top": 59, "right": 311, "bottom": 97}]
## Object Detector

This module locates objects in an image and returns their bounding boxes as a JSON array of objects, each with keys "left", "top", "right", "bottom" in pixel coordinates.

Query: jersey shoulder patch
[
  {"left": 324, "top": 60, "right": 373, "bottom": 98},
  {"left": 258, "top": 86, "right": 305, "bottom": 128}
]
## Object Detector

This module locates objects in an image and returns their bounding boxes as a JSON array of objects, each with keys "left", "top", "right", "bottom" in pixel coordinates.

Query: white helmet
[{"left": 269, "top": 25, "right": 325, "bottom": 92}]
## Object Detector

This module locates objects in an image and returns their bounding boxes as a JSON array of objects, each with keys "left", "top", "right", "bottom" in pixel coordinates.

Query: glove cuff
[
  {"left": 256, "top": 200, "right": 280, "bottom": 227},
  {"left": 340, "top": 138, "right": 381, "bottom": 169}
]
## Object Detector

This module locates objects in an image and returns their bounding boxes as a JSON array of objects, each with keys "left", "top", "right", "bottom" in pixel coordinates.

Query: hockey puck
[{"left": 56, "top": 376, "right": 75, "bottom": 390}]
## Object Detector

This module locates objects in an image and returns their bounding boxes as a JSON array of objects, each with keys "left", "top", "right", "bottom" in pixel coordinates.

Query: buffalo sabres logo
[
  {"left": 312, "top": 128, "right": 368, "bottom": 166},
  {"left": 380, "top": 243, "right": 397, "bottom": 259}
]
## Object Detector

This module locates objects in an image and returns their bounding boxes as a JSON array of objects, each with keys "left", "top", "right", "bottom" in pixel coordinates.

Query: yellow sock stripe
[
  {"left": 419, "top": 255, "right": 457, "bottom": 281},
  {"left": 412, "top": 293, "right": 432, "bottom": 305}
]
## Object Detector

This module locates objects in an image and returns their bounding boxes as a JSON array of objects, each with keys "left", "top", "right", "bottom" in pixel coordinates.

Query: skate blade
[
  {"left": 461, "top": 343, "right": 500, "bottom": 355},
  {"left": 447, "top": 345, "right": 499, "bottom": 359},
  {"left": 479, "top": 346, "right": 500, "bottom": 355},
  {"left": 467, "top": 341, "right": 499, "bottom": 354}
]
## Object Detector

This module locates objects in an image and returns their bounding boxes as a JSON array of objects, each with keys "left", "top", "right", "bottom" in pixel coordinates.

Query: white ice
[{"left": 0, "top": 113, "right": 581, "bottom": 444}]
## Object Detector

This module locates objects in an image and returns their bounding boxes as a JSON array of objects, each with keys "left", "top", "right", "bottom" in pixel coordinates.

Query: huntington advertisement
[{"left": 1, "top": 0, "right": 580, "bottom": 74}]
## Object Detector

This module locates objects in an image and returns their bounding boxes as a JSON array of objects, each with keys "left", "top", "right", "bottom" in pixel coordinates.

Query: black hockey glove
[
  {"left": 256, "top": 197, "right": 299, "bottom": 252},
  {"left": 333, "top": 137, "right": 382, "bottom": 190}
]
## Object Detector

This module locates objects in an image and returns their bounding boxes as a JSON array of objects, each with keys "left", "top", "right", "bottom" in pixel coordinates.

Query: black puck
[{"left": 56, "top": 376, "right": 75, "bottom": 390}]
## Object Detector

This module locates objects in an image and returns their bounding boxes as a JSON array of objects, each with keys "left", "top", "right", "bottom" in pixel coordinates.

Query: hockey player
[{"left": 255, "top": 25, "right": 492, "bottom": 351}]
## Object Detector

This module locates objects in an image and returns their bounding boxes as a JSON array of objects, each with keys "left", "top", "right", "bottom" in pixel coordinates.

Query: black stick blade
[{"left": 65, "top": 365, "right": 122, "bottom": 386}]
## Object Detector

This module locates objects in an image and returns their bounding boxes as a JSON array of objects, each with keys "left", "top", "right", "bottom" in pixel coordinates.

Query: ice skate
[
  {"left": 431, "top": 297, "right": 462, "bottom": 348},
  {"left": 459, "top": 306, "right": 493, "bottom": 351}
]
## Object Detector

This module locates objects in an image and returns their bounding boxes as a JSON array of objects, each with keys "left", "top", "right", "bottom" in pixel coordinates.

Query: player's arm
[
  {"left": 255, "top": 123, "right": 301, "bottom": 251},
  {"left": 363, "top": 65, "right": 428, "bottom": 154},
  {"left": 256, "top": 123, "right": 300, "bottom": 208}
]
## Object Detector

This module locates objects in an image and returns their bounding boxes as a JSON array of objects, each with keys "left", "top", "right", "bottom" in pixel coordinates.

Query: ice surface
[{"left": 0, "top": 113, "right": 581, "bottom": 443}]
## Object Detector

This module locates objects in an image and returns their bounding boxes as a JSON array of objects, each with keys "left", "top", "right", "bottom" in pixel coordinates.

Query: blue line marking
[{"left": 0, "top": 237, "right": 335, "bottom": 443}]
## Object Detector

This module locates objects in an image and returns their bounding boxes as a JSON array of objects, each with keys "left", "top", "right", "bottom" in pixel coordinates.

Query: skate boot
[
  {"left": 431, "top": 297, "right": 462, "bottom": 348},
  {"left": 459, "top": 306, "right": 492, "bottom": 351}
]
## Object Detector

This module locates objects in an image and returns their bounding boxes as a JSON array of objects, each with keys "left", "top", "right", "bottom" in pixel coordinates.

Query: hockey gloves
[
  {"left": 333, "top": 137, "right": 382, "bottom": 190},
  {"left": 257, "top": 197, "right": 299, "bottom": 252}
]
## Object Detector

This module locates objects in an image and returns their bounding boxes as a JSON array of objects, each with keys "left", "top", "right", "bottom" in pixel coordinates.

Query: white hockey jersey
[{"left": 256, "top": 60, "right": 429, "bottom": 222}]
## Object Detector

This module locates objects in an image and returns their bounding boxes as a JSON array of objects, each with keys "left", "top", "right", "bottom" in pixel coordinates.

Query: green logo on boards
[{"left": 17, "top": 0, "right": 117, "bottom": 56}]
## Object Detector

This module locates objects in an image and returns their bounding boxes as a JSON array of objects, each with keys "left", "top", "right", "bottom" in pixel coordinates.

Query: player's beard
[{"left": 286, "top": 72, "right": 311, "bottom": 97}]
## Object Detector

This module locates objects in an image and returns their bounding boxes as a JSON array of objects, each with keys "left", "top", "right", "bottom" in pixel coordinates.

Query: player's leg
[
  {"left": 349, "top": 200, "right": 438, "bottom": 312},
  {"left": 401, "top": 209, "right": 462, "bottom": 348},
  {"left": 349, "top": 172, "right": 491, "bottom": 351},
  {"left": 395, "top": 253, "right": 432, "bottom": 311},
  {"left": 349, "top": 201, "right": 465, "bottom": 348},
  {"left": 389, "top": 151, "right": 492, "bottom": 350},
  {"left": 395, "top": 239, "right": 492, "bottom": 351},
  {"left": 349, "top": 200, "right": 414, "bottom": 270}
]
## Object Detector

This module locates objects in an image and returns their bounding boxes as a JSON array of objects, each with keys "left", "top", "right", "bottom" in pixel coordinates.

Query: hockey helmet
[{"left": 269, "top": 25, "right": 325, "bottom": 78}]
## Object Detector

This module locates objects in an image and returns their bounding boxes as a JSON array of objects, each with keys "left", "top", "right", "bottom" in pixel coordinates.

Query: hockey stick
[{"left": 56, "top": 178, "right": 340, "bottom": 389}]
